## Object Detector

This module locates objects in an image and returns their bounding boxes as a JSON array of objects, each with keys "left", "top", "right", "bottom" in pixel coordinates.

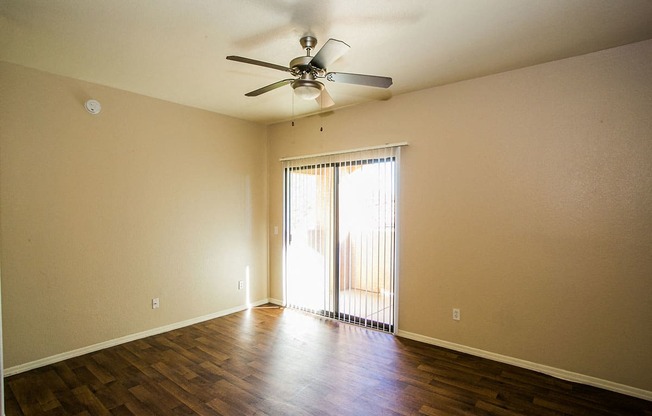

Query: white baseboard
[
  {"left": 268, "top": 297, "right": 284, "bottom": 306},
  {"left": 4, "top": 298, "right": 271, "bottom": 377},
  {"left": 397, "top": 330, "right": 652, "bottom": 402}
]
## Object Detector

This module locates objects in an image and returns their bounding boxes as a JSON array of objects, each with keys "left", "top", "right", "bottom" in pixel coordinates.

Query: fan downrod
[{"left": 299, "top": 36, "right": 318, "bottom": 54}]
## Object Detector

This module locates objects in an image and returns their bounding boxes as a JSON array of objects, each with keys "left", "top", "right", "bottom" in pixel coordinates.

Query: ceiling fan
[{"left": 226, "top": 36, "right": 393, "bottom": 108}]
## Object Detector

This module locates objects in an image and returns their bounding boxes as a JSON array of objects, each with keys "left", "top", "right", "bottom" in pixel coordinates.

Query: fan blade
[
  {"left": 326, "top": 72, "right": 393, "bottom": 88},
  {"left": 245, "top": 79, "right": 294, "bottom": 97},
  {"left": 310, "top": 38, "right": 350, "bottom": 69},
  {"left": 316, "top": 87, "right": 335, "bottom": 108},
  {"left": 226, "top": 55, "right": 290, "bottom": 73}
]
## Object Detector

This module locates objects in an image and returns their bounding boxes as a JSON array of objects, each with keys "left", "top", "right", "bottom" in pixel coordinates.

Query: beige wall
[
  {"left": 0, "top": 62, "right": 268, "bottom": 368},
  {"left": 267, "top": 40, "right": 652, "bottom": 391},
  {"left": 2, "top": 38, "right": 651, "bottom": 394}
]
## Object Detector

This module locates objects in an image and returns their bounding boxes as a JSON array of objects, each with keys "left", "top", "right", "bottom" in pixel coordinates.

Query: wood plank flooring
[{"left": 5, "top": 305, "right": 652, "bottom": 415}]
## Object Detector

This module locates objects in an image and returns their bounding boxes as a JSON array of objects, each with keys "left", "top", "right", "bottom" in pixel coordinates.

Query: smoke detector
[{"left": 84, "top": 99, "right": 102, "bottom": 115}]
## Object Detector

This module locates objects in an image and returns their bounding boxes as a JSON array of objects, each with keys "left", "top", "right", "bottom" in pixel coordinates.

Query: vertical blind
[{"left": 282, "top": 144, "right": 402, "bottom": 333}]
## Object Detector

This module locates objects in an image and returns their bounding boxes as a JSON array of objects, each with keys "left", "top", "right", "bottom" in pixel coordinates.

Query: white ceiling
[{"left": 2, "top": 1, "right": 652, "bottom": 124}]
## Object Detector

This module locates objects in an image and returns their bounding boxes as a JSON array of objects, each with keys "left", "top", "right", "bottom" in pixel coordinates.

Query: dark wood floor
[{"left": 5, "top": 305, "right": 652, "bottom": 415}]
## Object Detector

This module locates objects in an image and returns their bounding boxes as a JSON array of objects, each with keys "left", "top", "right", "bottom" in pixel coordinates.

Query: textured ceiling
[{"left": 2, "top": 0, "right": 652, "bottom": 124}]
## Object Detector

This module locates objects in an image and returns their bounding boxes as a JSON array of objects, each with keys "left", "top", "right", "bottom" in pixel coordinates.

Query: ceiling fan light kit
[
  {"left": 292, "top": 79, "right": 323, "bottom": 100},
  {"left": 227, "top": 36, "right": 392, "bottom": 108}
]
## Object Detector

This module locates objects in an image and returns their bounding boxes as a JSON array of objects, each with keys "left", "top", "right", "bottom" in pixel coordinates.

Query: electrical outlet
[
  {"left": 238, "top": 280, "right": 244, "bottom": 290},
  {"left": 152, "top": 298, "right": 160, "bottom": 309},
  {"left": 453, "top": 308, "right": 460, "bottom": 321}
]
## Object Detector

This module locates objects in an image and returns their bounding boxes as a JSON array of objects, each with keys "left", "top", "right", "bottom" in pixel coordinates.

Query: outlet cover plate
[{"left": 453, "top": 308, "right": 460, "bottom": 321}]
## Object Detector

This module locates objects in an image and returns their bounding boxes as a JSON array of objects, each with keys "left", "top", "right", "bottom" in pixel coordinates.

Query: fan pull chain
[
  {"left": 320, "top": 92, "right": 324, "bottom": 132},
  {"left": 291, "top": 89, "right": 295, "bottom": 127}
]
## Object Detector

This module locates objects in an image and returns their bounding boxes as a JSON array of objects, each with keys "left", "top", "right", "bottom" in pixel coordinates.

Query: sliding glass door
[
  {"left": 285, "top": 163, "right": 336, "bottom": 316},
  {"left": 284, "top": 147, "right": 399, "bottom": 333}
]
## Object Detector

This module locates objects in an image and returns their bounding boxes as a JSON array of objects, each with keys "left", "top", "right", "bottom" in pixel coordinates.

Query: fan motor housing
[
  {"left": 290, "top": 56, "right": 325, "bottom": 78},
  {"left": 290, "top": 56, "right": 312, "bottom": 70}
]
